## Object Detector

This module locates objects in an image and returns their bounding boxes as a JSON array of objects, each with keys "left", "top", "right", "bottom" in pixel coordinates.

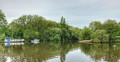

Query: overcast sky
[{"left": 0, "top": 0, "right": 120, "bottom": 28}]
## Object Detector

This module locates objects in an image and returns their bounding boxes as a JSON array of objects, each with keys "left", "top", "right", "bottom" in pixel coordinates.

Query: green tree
[
  {"left": 89, "top": 21, "right": 102, "bottom": 31},
  {"left": 118, "top": 22, "right": 120, "bottom": 36},
  {"left": 0, "top": 9, "right": 7, "bottom": 41},
  {"left": 60, "top": 16, "right": 70, "bottom": 42},
  {"left": 103, "top": 19, "right": 119, "bottom": 42},
  {"left": 0, "top": 9, "right": 7, "bottom": 32},
  {"left": 70, "top": 27, "right": 81, "bottom": 40},
  {"left": 92, "top": 30, "right": 109, "bottom": 42},
  {"left": 47, "top": 28, "right": 62, "bottom": 42},
  {"left": 82, "top": 27, "right": 91, "bottom": 40}
]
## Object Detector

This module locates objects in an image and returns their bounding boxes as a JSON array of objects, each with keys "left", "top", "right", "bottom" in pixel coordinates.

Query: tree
[
  {"left": 0, "top": 9, "right": 7, "bottom": 32},
  {"left": 103, "top": 19, "right": 119, "bottom": 42},
  {"left": 92, "top": 30, "right": 109, "bottom": 42},
  {"left": 89, "top": 21, "right": 102, "bottom": 31},
  {"left": 60, "top": 16, "right": 66, "bottom": 29},
  {"left": 47, "top": 28, "right": 62, "bottom": 42},
  {"left": 60, "top": 16, "right": 67, "bottom": 42},
  {"left": 0, "top": 9, "right": 7, "bottom": 41},
  {"left": 82, "top": 26, "right": 91, "bottom": 40},
  {"left": 118, "top": 22, "right": 120, "bottom": 36},
  {"left": 70, "top": 27, "right": 81, "bottom": 40}
]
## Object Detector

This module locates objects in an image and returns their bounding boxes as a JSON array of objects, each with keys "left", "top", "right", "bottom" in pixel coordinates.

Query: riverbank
[
  {"left": 79, "top": 40, "right": 92, "bottom": 44},
  {"left": 79, "top": 40, "right": 120, "bottom": 44}
]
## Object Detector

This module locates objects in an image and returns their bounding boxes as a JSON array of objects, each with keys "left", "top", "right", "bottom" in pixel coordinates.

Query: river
[{"left": 0, "top": 42, "right": 120, "bottom": 62}]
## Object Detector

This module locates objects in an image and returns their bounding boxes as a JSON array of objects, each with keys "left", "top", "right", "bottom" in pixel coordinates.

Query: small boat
[{"left": 31, "top": 39, "right": 40, "bottom": 44}]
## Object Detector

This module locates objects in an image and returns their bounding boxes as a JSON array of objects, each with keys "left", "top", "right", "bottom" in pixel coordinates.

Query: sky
[{"left": 0, "top": 0, "right": 120, "bottom": 28}]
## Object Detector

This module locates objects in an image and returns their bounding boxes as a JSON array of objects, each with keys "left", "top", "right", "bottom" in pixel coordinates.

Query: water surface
[{"left": 0, "top": 42, "right": 120, "bottom": 62}]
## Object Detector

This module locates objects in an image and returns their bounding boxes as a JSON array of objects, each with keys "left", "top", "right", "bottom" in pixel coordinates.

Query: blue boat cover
[
  {"left": 32, "top": 38, "right": 34, "bottom": 40},
  {"left": 7, "top": 38, "right": 10, "bottom": 46}
]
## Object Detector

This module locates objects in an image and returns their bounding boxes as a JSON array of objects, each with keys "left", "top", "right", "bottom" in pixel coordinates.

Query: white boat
[
  {"left": 4, "top": 39, "right": 25, "bottom": 46},
  {"left": 31, "top": 39, "right": 40, "bottom": 44}
]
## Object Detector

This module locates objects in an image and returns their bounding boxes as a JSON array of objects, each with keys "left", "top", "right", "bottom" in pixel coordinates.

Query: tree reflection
[
  {"left": 1, "top": 42, "right": 120, "bottom": 62},
  {"left": 0, "top": 53, "right": 6, "bottom": 62},
  {"left": 60, "top": 43, "right": 71, "bottom": 62},
  {"left": 79, "top": 43, "right": 120, "bottom": 62},
  {"left": 0, "top": 46, "right": 7, "bottom": 62},
  {"left": 0, "top": 42, "right": 78, "bottom": 62}
]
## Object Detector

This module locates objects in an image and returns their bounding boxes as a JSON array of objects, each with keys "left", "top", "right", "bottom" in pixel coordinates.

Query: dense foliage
[
  {"left": 5, "top": 15, "right": 81, "bottom": 42},
  {"left": 89, "top": 20, "right": 120, "bottom": 42},
  {"left": 0, "top": 9, "right": 120, "bottom": 42}
]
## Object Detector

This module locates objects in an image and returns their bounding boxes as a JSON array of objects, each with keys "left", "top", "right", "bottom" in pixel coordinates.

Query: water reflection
[
  {"left": 79, "top": 43, "right": 120, "bottom": 62},
  {"left": 0, "top": 42, "right": 120, "bottom": 62}
]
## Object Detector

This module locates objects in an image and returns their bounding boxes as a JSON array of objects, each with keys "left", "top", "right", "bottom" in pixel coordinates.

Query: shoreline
[{"left": 79, "top": 40, "right": 120, "bottom": 44}]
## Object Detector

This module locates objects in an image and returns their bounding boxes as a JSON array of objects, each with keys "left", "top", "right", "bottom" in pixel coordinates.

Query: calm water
[{"left": 0, "top": 42, "right": 120, "bottom": 62}]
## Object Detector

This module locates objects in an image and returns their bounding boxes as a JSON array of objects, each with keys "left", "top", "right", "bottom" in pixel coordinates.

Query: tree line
[{"left": 0, "top": 9, "right": 120, "bottom": 43}]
